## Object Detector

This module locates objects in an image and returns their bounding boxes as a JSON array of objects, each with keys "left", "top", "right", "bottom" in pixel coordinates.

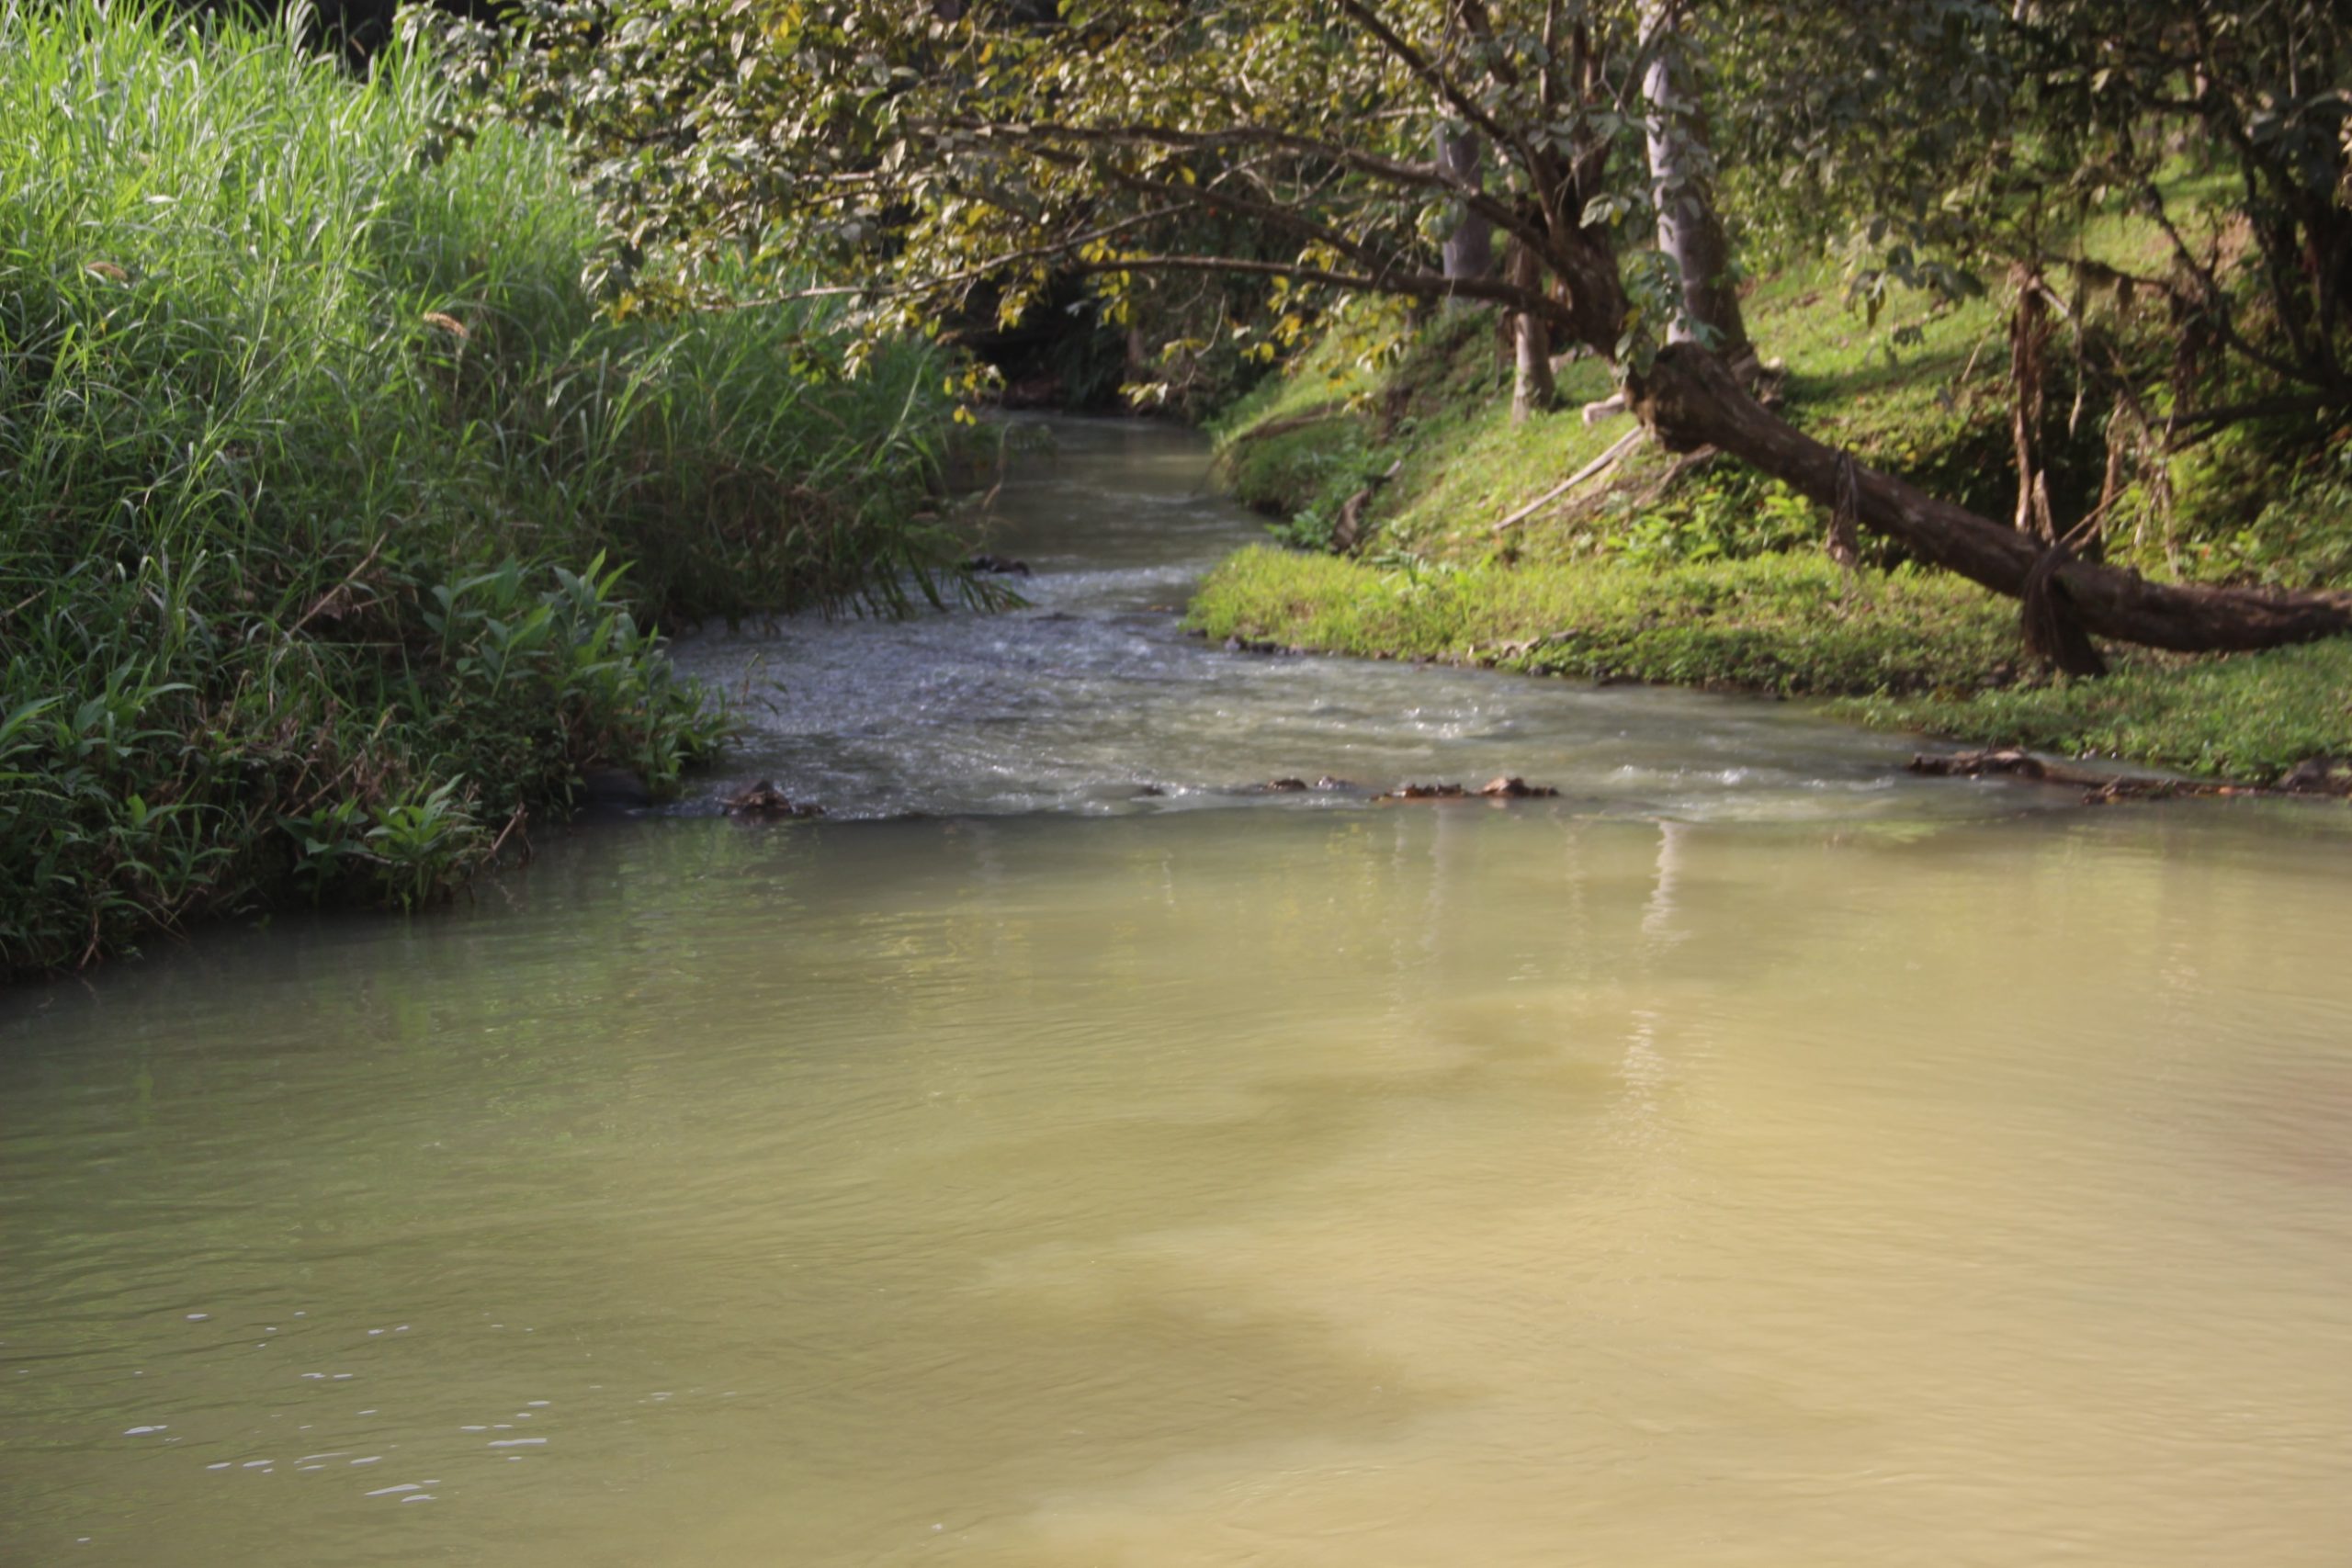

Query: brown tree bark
[
  {"left": 1631, "top": 345, "right": 2352, "bottom": 652},
  {"left": 1436, "top": 125, "right": 1492, "bottom": 300},
  {"left": 1639, "top": 0, "right": 1749, "bottom": 362},
  {"left": 1508, "top": 239, "right": 1555, "bottom": 424}
]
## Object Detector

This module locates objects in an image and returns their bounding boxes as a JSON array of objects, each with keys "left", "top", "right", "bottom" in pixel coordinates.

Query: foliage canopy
[{"left": 460, "top": 0, "right": 2352, "bottom": 656}]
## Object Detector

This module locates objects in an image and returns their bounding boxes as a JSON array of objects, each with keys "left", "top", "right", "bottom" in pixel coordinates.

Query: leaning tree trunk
[
  {"left": 1631, "top": 345, "right": 2352, "bottom": 652},
  {"left": 1639, "top": 0, "right": 1748, "bottom": 363}
]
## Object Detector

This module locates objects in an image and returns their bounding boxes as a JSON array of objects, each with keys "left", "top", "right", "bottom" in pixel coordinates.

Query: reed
[{"left": 0, "top": 2, "right": 960, "bottom": 977}]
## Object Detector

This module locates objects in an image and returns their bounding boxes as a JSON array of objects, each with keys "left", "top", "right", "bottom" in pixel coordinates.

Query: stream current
[{"left": 5, "top": 420, "right": 2350, "bottom": 1565}]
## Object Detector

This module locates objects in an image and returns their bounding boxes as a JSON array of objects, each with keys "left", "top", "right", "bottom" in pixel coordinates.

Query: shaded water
[{"left": 6, "top": 423, "right": 2352, "bottom": 1566}]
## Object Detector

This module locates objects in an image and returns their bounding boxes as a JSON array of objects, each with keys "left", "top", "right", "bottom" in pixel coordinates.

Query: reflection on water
[{"left": 5, "top": 805, "right": 2351, "bottom": 1567}]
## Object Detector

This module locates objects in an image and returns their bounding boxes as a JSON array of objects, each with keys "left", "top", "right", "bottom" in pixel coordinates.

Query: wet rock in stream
[
  {"left": 1244, "top": 775, "right": 1364, "bottom": 795},
  {"left": 1379, "top": 776, "right": 1561, "bottom": 802},
  {"left": 575, "top": 766, "right": 653, "bottom": 809}
]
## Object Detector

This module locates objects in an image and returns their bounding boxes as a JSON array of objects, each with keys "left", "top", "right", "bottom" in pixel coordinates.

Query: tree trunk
[
  {"left": 1509, "top": 240, "right": 1555, "bottom": 424},
  {"left": 1639, "top": 0, "right": 1748, "bottom": 361},
  {"left": 1125, "top": 321, "right": 1150, "bottom": 387},
  {"left": 1436, "top": 125, "right": 1492, "bottom": 304},
  {"left": 1632, "top": 344, "right": 2352, "bottom": 652}
]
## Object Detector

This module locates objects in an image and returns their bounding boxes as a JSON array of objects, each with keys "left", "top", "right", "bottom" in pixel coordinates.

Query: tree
[
  {"left": 1638, "top": 0, "right": 1746, "bottom": 363},
  {"left": 468, "top": 0, "right": 2352, "bottom": 661},
  {"left": 1435, "top": 124, "right": 1492, "bottom": 293}
]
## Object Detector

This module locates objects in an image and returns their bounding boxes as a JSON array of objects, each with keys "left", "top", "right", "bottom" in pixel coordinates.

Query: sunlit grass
[{"left": 1188, "top": 546, "right": 2019, "bottom": 695}]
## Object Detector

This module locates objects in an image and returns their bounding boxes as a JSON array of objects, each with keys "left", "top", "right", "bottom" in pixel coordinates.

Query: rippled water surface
[
  {"left": 6, "top": 423, "right": 2351, "bottom": 1566},
  {"left": 669, "top": 420, "right": 2007, "bottom": 823}
]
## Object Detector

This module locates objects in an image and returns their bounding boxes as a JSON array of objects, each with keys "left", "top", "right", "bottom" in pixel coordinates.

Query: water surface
[
  {"left": 5, "top": 423, "right": 2350, "bottom": 1566},
  {"left": 670, "top": 420, "right": 2028, "bottom": 823}
]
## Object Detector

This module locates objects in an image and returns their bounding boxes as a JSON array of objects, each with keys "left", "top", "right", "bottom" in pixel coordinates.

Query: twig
[
  {"left": 1493, "top": 427, "right": 1645, "bottom": 531},
  {"left": 286, "top": 537, "right": 388, "bottom": 640},
  {"left": 487, "top": 803, "right": 531, "bottom": 865}
]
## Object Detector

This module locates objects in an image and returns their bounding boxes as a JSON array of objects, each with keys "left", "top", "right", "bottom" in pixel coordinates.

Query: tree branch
[
  {"left": 933, "top": 115, "right": 1555, "bottom": 259},
  {"left": 1067, "top": 252, "right": 1569, "bottom": 324}
]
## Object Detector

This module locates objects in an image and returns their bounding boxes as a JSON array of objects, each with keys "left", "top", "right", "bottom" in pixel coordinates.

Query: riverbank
[
  {"left": 1195, "top": 264, "right": 2352, "bottom": 788},
  {"left": 0, "top": 6, "right": 961, "bottom": 978}
]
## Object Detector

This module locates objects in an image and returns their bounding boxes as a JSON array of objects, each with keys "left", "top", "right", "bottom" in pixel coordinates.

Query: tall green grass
[{"left": 0, "top": 2, "right": 961, "bottom": 977}]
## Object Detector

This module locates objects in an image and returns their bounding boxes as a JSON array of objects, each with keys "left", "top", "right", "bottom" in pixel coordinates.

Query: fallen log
[{"left": 1633, "top": 345, "right": 2352, "bottom": 656}]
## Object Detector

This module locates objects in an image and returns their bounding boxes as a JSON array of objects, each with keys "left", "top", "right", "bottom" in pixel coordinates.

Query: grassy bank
[
  {"left": 1, "top": 5, "right": 961, "bottom": 977},
  {"left": 1201, "top": 252, "right": 2352, "bottom": 784},
  {"left": 1191, "top": 549, "right": 2352, "bottom": 780},
  {"left": 1192, "top": 548, "right": 2018, "bottom": 694}
]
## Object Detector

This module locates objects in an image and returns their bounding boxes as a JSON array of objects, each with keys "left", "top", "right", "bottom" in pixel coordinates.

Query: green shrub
[{"left": 0, "top": 3, "right": 957, "bottom": 976}]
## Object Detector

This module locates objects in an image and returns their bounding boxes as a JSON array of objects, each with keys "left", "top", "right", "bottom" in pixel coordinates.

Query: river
[{"left": 5, "top": 421, "right": 2349, "bottom": 1565}]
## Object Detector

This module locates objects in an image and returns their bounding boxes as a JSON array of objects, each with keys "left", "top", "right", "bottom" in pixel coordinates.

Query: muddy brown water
[{"left": 5, "top": 422, "right": 2350, "bottom": 1565}]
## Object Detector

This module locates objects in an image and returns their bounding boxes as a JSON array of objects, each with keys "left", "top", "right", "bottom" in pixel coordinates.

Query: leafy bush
[{"left": 1600, "top": 467, "right": 1827, "bottom": 565}]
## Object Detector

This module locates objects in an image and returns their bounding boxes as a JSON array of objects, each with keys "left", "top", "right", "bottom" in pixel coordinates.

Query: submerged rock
[
  {"left": 575, "top": 765, "right": 652, "bottom": 809},
  {"left": 966, "top": 553, "right": 1033, "bottom": 576},
  {"left": 1231, "top": 774, "right": 1369, "bottom": 796},
  {"left": 1479, "top": 775, "right": 1559, "bottom": 797},
  {"left": 723, "top": 781, "right": 824, "bottom": 819}
]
